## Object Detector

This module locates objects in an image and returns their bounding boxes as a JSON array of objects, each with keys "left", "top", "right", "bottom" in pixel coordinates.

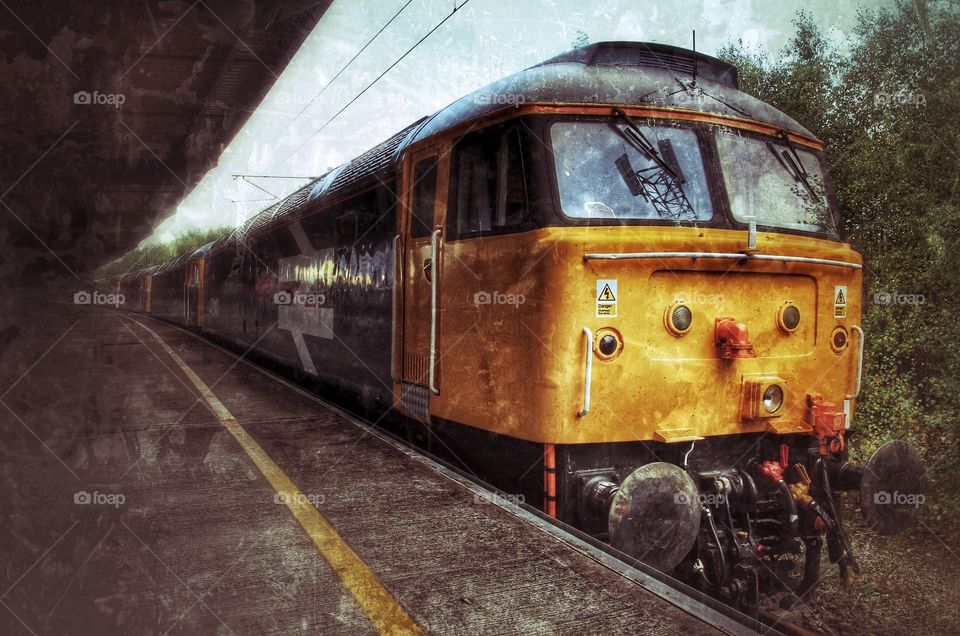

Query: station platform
[{"left": 0, "top": 307, "right": 752, "bottom": 635}]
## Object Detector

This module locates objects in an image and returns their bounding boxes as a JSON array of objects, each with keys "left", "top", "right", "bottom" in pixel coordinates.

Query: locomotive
[{"left": 103, "top": 42, "right": 926, "bottom": 610}]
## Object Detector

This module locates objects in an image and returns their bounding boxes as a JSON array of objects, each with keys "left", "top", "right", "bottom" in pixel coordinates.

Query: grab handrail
[{"left": 579, "top": 327, "right": 593, "bottom": 417}]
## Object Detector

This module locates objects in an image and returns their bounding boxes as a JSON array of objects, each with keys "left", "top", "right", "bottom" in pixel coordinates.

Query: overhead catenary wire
[
  {"left": 282, "top": 0, "right": 473, "bottom": 165},
  {"left": 279, "top": 0, "right": 415, "bottom": 136}
]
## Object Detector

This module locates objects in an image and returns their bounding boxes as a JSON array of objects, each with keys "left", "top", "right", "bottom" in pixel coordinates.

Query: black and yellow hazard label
[
  {"left": 834, "top": 285, "right": 847, "bottom": 318},
  {"left": 596, "top": 279, "right": 618, "bottom": 318}
]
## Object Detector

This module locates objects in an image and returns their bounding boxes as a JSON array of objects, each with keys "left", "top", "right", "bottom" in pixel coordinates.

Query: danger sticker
[
  {"left": 834, "top": 285, "right": 847, "bottom": 318},
  {"left": 596, "top": 279, "right": 618, "bottom": 318}
]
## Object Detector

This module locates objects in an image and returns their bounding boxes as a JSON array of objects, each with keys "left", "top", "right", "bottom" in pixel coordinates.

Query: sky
[{"left": 143, "top": 0, "right": 891, "bottom": 246}]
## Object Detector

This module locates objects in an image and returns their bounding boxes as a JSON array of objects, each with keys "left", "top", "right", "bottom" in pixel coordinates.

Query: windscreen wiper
[
  {"left": 612, "top": 107, "right": 683, "bottom": 182},
  {"left": 770, "top": 129, "right": 818, "bottom": 200},
  {"left": 610, "top": 108, "right": 696, "bottom": 221}
]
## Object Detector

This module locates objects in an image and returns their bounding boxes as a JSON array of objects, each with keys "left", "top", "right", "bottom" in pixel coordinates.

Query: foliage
[
  {"left": 719, "top": 1, "right": 960, "bottom": 525},
  {"left": 95, "top": 226, "right": 233, "bottom": 280},
  {"left": 572, "top": 30, "right": 590, "bottom": 49}
]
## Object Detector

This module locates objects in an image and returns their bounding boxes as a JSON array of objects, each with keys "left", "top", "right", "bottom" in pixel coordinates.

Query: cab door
[{"left": 397, "top": 144, "right": 449, "bottom": 408}]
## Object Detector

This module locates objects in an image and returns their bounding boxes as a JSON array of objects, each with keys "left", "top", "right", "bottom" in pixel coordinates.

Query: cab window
[
  {"left": 409, "top": 157, "right": 438, "bottom": 238},
  {"left": 447, "top": 125, "right": 533, "bottom": 238}
]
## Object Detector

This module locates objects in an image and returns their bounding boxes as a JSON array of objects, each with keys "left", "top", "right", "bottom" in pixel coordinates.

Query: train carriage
[{"left": 113, "top": 41, "right": 926, "bottom": 611}]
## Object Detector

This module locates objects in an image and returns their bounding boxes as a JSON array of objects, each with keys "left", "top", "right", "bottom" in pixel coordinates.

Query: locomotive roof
[
  {"left": 148, "top": 41, "right": 816, "bottom": 272},
  {"left": 410, "top": 41, "right": 814, "bottom": 145}
]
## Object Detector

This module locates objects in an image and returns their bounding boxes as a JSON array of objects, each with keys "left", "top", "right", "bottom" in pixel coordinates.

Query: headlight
[
  {"left": 762, "top": 384, "right": 784, "bottom": 413},
  {"left": 830, "top": 326, "right": 849, "bottom": 353},
  {"left": 777, "top": 302, "right": 801, "bottom": 334},
  {"left": 593, "top": 327, "right": 623, "bottom": 361},
  {"left": 598, "top": 335, "right": 618, "bottom": 355},
  {"left": 742, "top": 377, "right": 786, "bottom": 420},
  {"left": 664, "top": 302, "right": 693, "bottom": 336}
]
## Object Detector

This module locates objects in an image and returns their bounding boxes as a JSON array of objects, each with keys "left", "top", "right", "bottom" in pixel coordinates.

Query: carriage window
[
  {"left": 335, "top": 210, "right": 358, "bottom": 244},
  {"left": 409, "top": 157, "right": 438, "bottom": 238},
  {"left": 550, "top": 121, "right": 713, "bottom": 221},
  {"left": 449, "top": 126, "right": 530, "bottom": 237}
]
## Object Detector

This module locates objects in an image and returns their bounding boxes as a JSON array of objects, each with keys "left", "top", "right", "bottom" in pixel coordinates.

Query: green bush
[
  {"left": 720, "top": 1, "right": 960, "bottom": 526},
  {"left": 96, "top": 226, "right": 233, "bottom": 279}
]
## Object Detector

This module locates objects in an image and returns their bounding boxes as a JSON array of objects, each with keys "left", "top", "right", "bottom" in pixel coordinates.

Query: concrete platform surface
[{"left": 0, "top": 307, "right": 729, "bottom": 635}]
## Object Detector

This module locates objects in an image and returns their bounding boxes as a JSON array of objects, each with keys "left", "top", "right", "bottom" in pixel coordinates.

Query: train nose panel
[{"left": 645, "top": 270, "right": 818, "bottom": 360}]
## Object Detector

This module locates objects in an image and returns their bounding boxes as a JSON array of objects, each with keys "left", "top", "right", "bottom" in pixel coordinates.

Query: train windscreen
[
  {"left": 550, "top": 121, "right": 714, "bottom": 222},
  {"left": 716, "top": 130, "right": 838, "bottom": 235}
]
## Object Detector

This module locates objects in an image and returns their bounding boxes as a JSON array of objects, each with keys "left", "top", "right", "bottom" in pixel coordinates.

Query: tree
[
  {"left": 96, "top": 226, "right": 234, "bottom": 279},
  {"left": 572, "top": 30, "right": 590, "bottom": 49},
  {"left": 719, "top": 0, "right": 960, "bottom": 525}
]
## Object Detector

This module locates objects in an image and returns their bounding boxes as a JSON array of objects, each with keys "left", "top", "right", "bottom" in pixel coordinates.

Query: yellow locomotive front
[
  {"left": 406, "top": 42, "right": 925, "bottom": 610},
  {"left": 519, "top": 108, "right": 864, "bottom": 448}
]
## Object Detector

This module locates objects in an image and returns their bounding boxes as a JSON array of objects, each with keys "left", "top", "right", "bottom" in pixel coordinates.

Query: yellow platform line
[{"left": 128, "top": 318, "right": 423, "bottom": 635}]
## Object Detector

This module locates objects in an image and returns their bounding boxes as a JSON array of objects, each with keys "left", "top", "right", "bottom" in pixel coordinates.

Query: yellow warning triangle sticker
[
  {"left": 598, "top": 284, "right": 616, "bottom": 302},
  {"left": 835, "top": 288, "right": 846, "bottom": 304}
]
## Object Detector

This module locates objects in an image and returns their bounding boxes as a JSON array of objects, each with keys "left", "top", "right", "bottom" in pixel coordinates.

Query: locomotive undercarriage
[
  {"left": 562, "top": 433, "right": 923, "bottom": 613},
  {"left": 386, "top": 414, "right": 922, "bottom": 613}
]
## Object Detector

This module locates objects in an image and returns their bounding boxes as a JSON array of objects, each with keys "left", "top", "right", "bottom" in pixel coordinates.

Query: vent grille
[
  {"left": 541, "top": 41, "right": 738, "bottom": 89},
  {"left": 617, "top": 50, "right": 696, "bottom": 75},
  {"left": 403, "top": 352, "right": 430, "bottom": 385}
]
